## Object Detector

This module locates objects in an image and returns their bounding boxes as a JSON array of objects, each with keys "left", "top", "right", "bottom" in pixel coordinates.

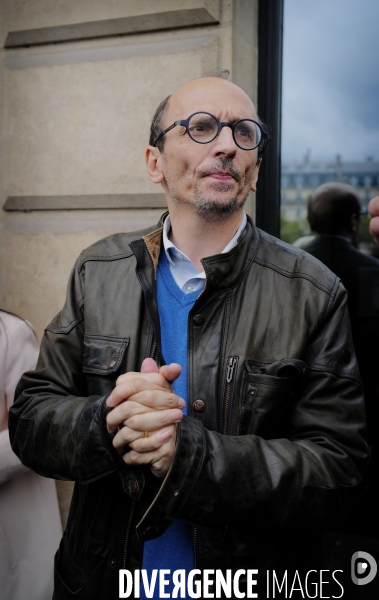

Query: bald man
[
  {"left": 303, "top": 183, "right": 379, "bottom": 384},
  {"left": 303, "top": 183, "right": 379, "bottom": 327},
  {"left": 11, "top": 77, "right": 368, "bottom": 599},
  {"left": 303, "top": 183, "right": 379, "bottom": 537}
]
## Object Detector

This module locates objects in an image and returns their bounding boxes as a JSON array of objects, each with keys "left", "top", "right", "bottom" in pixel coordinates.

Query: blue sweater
[{"left": 140, "top": 251, "right": 199, "bottom": 599}]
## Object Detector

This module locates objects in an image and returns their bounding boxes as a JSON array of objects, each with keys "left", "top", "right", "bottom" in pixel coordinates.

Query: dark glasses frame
[{"left": 153, "top": 111, "right": 271, "bottom": 152}]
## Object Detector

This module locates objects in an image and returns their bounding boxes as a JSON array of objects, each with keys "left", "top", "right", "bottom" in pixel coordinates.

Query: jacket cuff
[{"left": 99, "top": 397, "right": 147, "bottom": 500}]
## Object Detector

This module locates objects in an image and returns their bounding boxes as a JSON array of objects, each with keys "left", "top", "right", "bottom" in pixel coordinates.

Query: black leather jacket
[{"left": 10, "top": 215, "right": 368, "bottom": 599}]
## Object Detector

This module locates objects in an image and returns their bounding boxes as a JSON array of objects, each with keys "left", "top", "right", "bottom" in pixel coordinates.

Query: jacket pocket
[
  {"left": 82, "top": 334, "right": 130, "bottom": 375},
  {"left": 82, "top": 335, "right": 130, "bottom": 395},
  {"left": 54, "top": 549, "right": 84, "bottom": 598},
  {"left": 239, "top": 359, "right": 310, "bottom": 436}
]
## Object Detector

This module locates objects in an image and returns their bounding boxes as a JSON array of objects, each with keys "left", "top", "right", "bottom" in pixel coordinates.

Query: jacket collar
[
  {"left": 201, "top": 215, "right": 260, "bottom": 291},
  {"left": 140, "top": 211, "right": 260, "bottom": 291}
]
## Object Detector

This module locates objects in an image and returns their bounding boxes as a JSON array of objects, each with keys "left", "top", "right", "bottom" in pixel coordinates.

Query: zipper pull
[{"left": 226, "top": 357, "right": 237, "bottom": 382}]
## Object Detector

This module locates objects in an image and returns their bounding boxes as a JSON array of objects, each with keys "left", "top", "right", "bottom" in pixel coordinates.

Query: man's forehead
[{"left": 166, "top": 77, "right": 257, "bottom": 121}]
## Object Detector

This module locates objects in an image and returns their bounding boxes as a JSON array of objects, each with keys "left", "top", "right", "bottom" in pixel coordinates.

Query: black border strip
[{"left": 256, "top": 0, "right": 284, "bottom": 238}]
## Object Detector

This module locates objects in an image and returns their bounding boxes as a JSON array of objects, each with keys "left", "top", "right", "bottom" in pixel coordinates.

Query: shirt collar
[{"left": 162, "top": 212, "right": 247, "bottom": 270}]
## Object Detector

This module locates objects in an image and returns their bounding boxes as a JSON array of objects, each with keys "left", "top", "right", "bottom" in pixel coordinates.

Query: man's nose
[{"left": 211, "top": 125, "right": 237, "bottom": 156}]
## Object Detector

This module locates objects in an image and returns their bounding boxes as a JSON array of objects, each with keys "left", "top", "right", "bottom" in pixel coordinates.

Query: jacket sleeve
[
  {"left": 136, "top": 282, "right": 369, "bottom": 538},
  {"left": 8, "top": 259, "right": 121, "bottom": 482},
  {"left": 0, "top": 315, "right": 39, "bottom": 485}
]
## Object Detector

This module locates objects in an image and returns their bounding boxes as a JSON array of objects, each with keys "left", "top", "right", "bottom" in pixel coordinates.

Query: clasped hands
[{"left": 106, "top": 358, "right": 184, "bottom": 479}]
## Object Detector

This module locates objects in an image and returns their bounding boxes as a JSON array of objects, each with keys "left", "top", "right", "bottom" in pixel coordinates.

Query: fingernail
[
  {"left": 161, "top": 430, "right": 172, "bottom": 441},
  {"left": 173, "top": 410, "right": 183, "bottom": 422},
  {"left": 106, "top": 394, "right": 114, "bottom": 407},
  {"left": 178, "top": 397, "right": 186, "bottom": 409}
]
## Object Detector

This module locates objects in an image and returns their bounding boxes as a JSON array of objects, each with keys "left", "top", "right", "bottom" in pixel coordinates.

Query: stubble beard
[
  {"left": 193, "top": 186, "right": 246, "bottom": 222},
  {"left": 165, "top": 159, "right": 249, "bottom": 223}
]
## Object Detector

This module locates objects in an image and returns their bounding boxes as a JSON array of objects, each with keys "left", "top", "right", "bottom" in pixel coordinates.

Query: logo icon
[{"left": 351, "top": 551, "right": 377, "bottom": 586}]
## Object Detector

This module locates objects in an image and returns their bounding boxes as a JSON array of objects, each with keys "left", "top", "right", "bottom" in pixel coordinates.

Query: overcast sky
[{"left": 282, "top": 0, "right": 379, "bottom": 162}]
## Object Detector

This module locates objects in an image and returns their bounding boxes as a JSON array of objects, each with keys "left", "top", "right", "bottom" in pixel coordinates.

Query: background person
[
  {"left": 0, "top": 310, "right": 61, "bottom": 600},
  {"left": 301, "top": 183, "right": 379, "bottom": 540}
]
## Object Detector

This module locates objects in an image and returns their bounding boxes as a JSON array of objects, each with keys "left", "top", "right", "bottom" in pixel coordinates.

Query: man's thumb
[
  {"left": 160, "top": 363, "right": 182, "bottom": 383},
  {"left": 141, "top": 358, "right": 159, "bottom": 373}
]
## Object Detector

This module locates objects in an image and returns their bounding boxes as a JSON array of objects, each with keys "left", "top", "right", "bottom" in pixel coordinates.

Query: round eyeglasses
[{"left": 153, "top": 111, "right": 270, "bottom": 151}]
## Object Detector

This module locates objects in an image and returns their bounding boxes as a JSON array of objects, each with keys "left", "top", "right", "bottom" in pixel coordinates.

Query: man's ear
[
  {"left": 350, "top": 213, "right": 360, "bottom": 233},
  {"left": 250, "top": 158, "right": 262, "bottom": 192},
  {"left": 146, "top": 146, "right": 165, "bottom": 184}
]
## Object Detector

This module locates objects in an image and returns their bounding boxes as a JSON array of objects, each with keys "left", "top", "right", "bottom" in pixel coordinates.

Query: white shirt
[{"left": 162, "top": 213, "right": 247, "bottom": 294}]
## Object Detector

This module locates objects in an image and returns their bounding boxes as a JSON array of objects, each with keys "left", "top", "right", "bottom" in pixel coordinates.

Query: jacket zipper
[
  {"left": 134, "top": 271, "right": 160, "bottom": 360},
  {"left": 222, "top": 356, "right": 238, "bottom": 435},
  {"left": 122, "top": 499, "right": 136, "bottom": 569},
  {"left": 150, "top": 340, "right": 157, "bottom": 361}
]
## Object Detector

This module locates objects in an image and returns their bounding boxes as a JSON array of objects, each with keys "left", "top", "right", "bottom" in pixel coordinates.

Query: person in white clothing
[{"left": 0, "top": 310, "right": 62, "bottom": 600}]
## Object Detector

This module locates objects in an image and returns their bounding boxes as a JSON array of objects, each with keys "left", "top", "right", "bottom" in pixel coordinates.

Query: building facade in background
[{"left": 281, "top": 152, "right": 379, "bottom": 222}]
